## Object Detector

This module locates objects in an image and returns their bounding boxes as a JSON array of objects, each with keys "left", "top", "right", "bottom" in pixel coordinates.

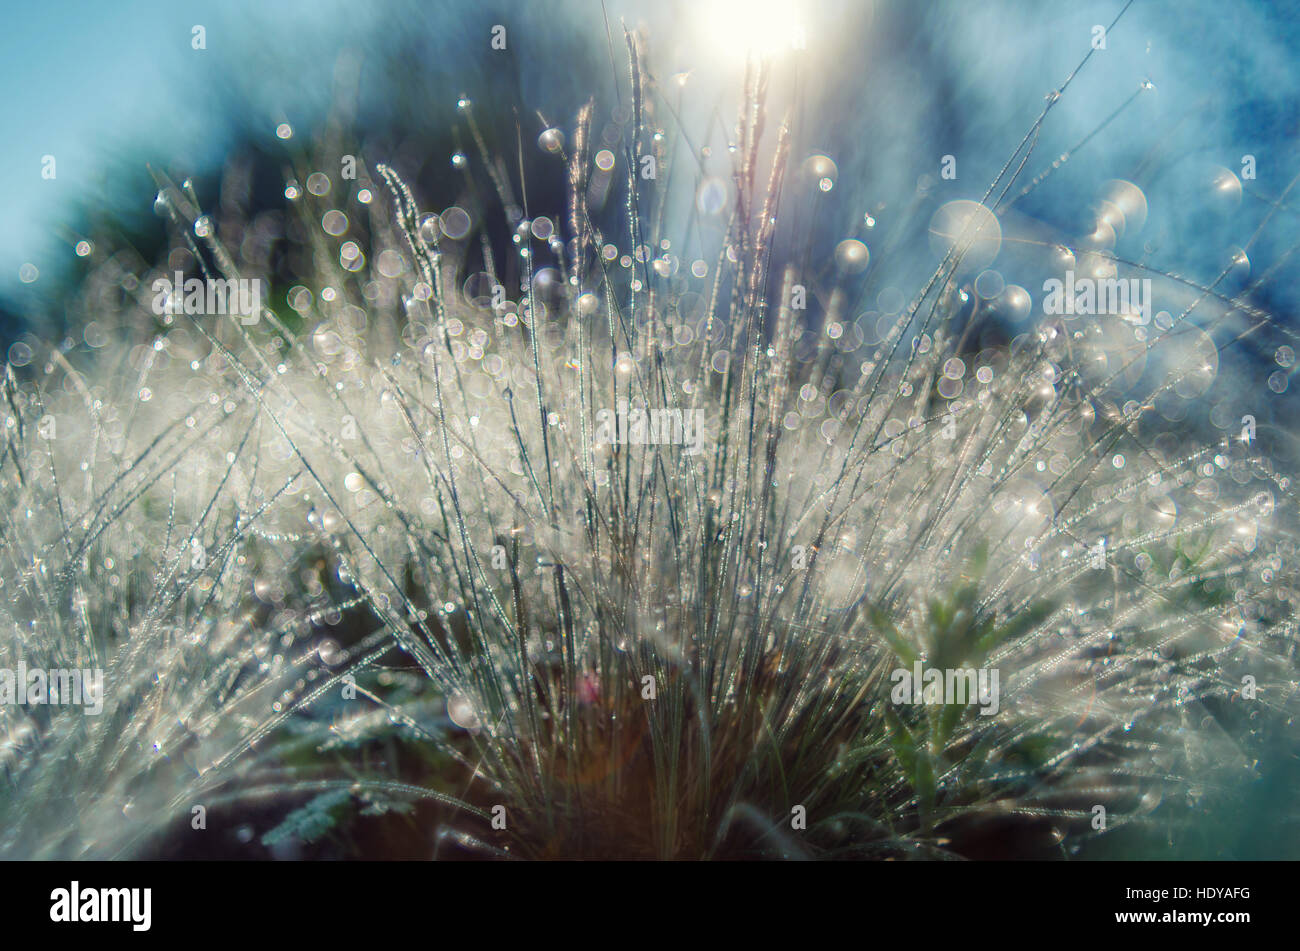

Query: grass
[{"left": 3, "top": 18, "right": 1299, "bottom": 860}]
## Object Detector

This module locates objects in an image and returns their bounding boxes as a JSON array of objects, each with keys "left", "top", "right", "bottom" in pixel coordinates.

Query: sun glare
[{"left": 700, "top": 0, "right": 807, "bottom": 63}]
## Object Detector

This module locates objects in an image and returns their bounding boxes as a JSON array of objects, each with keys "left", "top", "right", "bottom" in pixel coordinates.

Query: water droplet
[{"left": 538, "top": 128, "right": 564, "bottom": 153}]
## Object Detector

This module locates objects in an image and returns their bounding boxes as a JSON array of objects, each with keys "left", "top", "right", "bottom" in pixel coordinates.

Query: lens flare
[{"left": 700, "top": 0, "right": 806, "bottom": 63}]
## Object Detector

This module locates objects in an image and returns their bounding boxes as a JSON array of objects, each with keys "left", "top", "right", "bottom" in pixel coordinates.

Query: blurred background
[{"left": 4, "top": 0, "right": 1299, "bottom": 328}]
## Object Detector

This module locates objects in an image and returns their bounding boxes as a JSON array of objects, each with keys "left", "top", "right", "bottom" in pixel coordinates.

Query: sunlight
[{"left": 699, "top": 0, "right": 807, "bottom": 63}]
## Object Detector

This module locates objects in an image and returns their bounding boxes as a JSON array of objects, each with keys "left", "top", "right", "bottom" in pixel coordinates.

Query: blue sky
[{"left": 0, "top": 0, "right": 352, "bottom": 298}]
